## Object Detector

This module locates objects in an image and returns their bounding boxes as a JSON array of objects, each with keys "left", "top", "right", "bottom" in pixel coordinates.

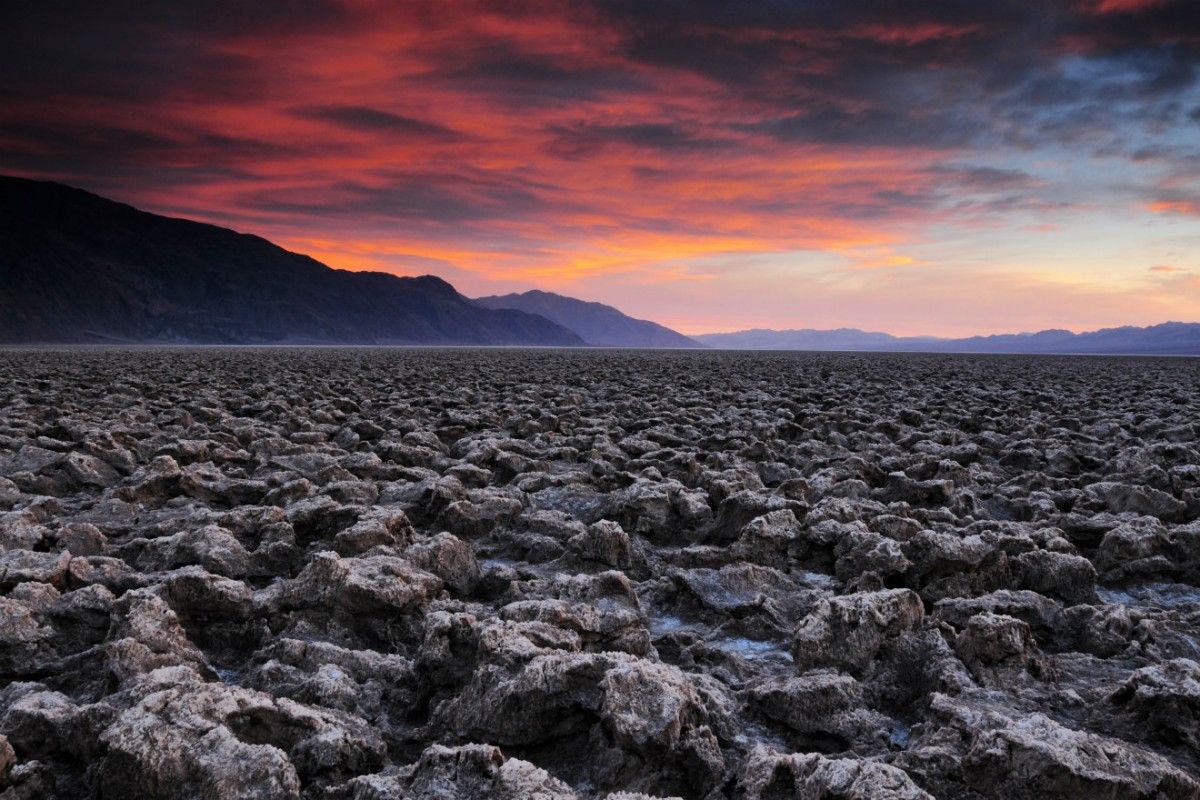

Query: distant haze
[
  {"left": 694, "top": 324, "right": 1200, "bottom": 355},
  {"left": 0, "top": 3, "right": 1197, "bottom": 336}
]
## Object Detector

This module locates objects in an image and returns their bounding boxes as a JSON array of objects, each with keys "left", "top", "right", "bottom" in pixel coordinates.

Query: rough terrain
[{"left": 1, "top": 347, "right": 1198, "bottom": 799}]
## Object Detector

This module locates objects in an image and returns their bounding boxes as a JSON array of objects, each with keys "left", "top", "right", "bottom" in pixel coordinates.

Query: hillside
[{"left": 0, "top": 177, "right": 584, "bottom": 346}]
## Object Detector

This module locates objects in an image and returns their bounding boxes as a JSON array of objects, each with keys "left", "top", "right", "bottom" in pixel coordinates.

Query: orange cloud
[{"left": 1149, "top": 201, "right": 1200, "bottom": 216}]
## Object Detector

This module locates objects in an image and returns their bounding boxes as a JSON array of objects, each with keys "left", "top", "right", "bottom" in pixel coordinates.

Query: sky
[{"left": 1, "top": 0, "right": 1199, "bottom": 336}]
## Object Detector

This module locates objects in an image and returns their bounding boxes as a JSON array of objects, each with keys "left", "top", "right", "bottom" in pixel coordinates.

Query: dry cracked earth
[{"left": 1, "top": 347, "right": 1199, "bottom": 800}]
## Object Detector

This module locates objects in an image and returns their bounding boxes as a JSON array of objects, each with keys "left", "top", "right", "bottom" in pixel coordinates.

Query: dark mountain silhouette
[
  {"left": 0, "top": 176, "right": 583, "bottom": 346},
  {"left": 473, "top": 290, "right": 703, "bottom": 348},
  {"left": 695, "top": 322, "right": 1200, "bottom": 355}
]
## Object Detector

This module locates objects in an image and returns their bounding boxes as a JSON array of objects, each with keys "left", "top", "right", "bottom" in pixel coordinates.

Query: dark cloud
[
  {"left": 3, "top": 0, "right": 1197, "bottom": 159},
  {"left": 951, "top": 195, "right": 1074, "bottom": 216},
  {"left": 739, "top": 105, "right": 978, "bottom": 149},
  {"left": 547, "top": 122, "right": 730, "bottom": 158},
  {"left": 0, "top": 121, "right": 178, "bottom": 158},
  {"left": 0, "top": 120, "right": 299, "bottom": 167},
  {"left": 442, "top": 54, "right": 583, "bottom": 85},
  {"left": 1072, "top": 1, "right": 1200, "bottom": 49},
  {"left": 290, "top": 106, "right": 461, "bottom": 138},
  {"left": 872, "top": 189, "right": 941, "bottom": 209},
  {"left": 583, "top": 0, "right": 1199, "bottom": 154},
  {"left": 424, "top": 41, "right": 645, "bottom": 102},
  {"left": 239, "top": 171, "right": 559, "bottom": 226},
  {"left": 928, "top": 165, "right": 1043, "bottom": 191},
  {"left": 0, "top": 1, "right": 353, "bottom": 104}
]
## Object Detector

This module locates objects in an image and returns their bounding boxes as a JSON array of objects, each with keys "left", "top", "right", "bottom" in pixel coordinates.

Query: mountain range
[
  {"left": 1, "top": 175, "right": 1197, "bottom": 354},
  {"left": 0, "top": 176, "right": 583, "bottom": 346},
  {"left": 694, "top": 324, "right": 1200, "bottom": 355},
  {"left": 474, "top": 290, "right": 702, "bottom": 348}
]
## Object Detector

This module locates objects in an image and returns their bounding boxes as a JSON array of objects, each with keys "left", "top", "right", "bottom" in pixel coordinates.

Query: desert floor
[{"left": 1, "top": 347, "right": 1198, "bottom": 799}]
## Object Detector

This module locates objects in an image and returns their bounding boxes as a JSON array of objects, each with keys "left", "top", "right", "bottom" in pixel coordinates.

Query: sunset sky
[{"left": 2, "top": 1, "right": 1198, "bottom": 336}]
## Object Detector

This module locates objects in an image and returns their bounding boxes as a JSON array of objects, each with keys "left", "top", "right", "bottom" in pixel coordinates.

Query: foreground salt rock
[
  {"left": 737, "top": 744, "right": 933, "bottom": 800},
  {"left": 99, "top": 666, "right": 385, "bottom": 798},
  {"left": 435, "top": 651, "right": 731, "bottom": 795},
  {"left": 2, "top": 347, "right": 1199, "bottom": 798},
  {"left": 792, "top": 589, "right": 925, "bottom": 673},
  {"left": 749, "top": 672, "right": 893, "bottom": 751},
  {"left": 897, "top": 693, "right": 1200, "bottom": 799},
  {"left": 1110, "top": 658, "right": 1200, "bottom": 750},
  {"left": 344, "top": 743, "right": 579, "bottom": 799}
]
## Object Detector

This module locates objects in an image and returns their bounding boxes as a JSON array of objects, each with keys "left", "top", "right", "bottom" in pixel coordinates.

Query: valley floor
[{"left": 1, "top": 348, "right": 1198, "bottom": 799}]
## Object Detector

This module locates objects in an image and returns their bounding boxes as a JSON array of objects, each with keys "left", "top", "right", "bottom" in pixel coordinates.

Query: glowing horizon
[{"left": 2, "top": 1, "right": 1198, "bottom": 338}]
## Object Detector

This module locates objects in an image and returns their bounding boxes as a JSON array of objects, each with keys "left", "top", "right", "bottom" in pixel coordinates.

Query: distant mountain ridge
[
  {"left": 692, "top": 328, "right": 935, "bottom": 351},
  {"left": 473, "top": 290, "right": 703, "bottom": 348},
  {"left": 0, "top": 176, "right": 583, "bottom": 346},
  {"left": 694, "top": 322, "right": 1200, "bottom": 355}
]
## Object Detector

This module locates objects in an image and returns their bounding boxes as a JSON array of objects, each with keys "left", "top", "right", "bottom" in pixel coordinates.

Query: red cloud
[
  {"left": 856, "top": 23, "right": 982, "bottom": 45},
  {"left": 1082, "top": 0, "right": 1173, "bottom": 13}
]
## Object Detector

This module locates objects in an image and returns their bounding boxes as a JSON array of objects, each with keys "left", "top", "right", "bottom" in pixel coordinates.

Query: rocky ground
[{"left": 1, "top": 347, "right": 1198, "bottom": 799}]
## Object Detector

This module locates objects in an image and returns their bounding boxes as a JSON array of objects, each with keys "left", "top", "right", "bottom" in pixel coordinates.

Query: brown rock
[
  {"left": 271, "top": 552, "right": 443, "bottom": 614},
  {"left": 62, "top": 452, "right": 122, "bottom": 489},
  {"left": 1110, "top": 658, "right": 1200, "bottom": 750},
  {"left": 737, "top": 744, "right": 932, "bottom": 799},
  {"left": 99, "top": 666, "right": 385, "bottom": 799},
  {"left": 750, "top": 672, "right": 890, "bottom": 745},
  {"left": 0, "top": 550, "right": 70, "bottom": 591},
  {"left": 333, "top": 508, "right": 414, "bottom": 556},
  {"left": 0, "top": 733, "right": 14, "bottom": 784},
  {"left": 568, "top": 519, "right": 633, "bottom": 569},
  {"left": 347, "top": 743, "right": 578, "bottom": 800},
  {"left": 1013, "top": 550, "right": 1097, "bottom": 605},
  {"left": 66, "top": 555, "right": 144, "bottom": 592},
  {"left": 405, "top": 531, "right": 481, "bottom": 595},
  {"left": 104, "top": 589, "right": 213, "bottom": 683},
  {"left": 113, "top": 455, "right": 182, "bottom": 504},
  {"left": 792, "top": 589, "right": 925, "bottom": 674},
  {"left": 909, "top": 693, "right": 1200, "bottom": 799},
  {"left": 56, "top": 523, "right": 107, "bottom": 556}
]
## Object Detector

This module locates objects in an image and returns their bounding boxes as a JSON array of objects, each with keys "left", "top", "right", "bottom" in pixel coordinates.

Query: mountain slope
[
  {"left": 694, "top": 323, "right": 1200, "bottom": 355},
  {"left": 474, "top": 290, "right": 703, "bottom": 348},
  {"left": 0, "top": 176, "right": 584, "bottom": 346}
]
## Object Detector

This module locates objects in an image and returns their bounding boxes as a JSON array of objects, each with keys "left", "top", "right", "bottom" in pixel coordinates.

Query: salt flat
[{"left": 1, "top": 347, "right": 1198, "bottom": 799}]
